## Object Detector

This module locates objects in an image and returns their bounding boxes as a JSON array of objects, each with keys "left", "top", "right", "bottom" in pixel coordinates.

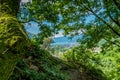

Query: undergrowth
[{"left": 9, "top": 44, "right": 68, "bottom": 80}]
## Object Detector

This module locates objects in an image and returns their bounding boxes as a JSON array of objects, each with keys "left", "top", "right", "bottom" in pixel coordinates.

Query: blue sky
[
  {"left": 25, "top": 15, "right": 95, "bottom": 37},
  {"left": 25, "top": 21, "right": 39, "bottom": 34},
  {"left": 22, "top": 0, "right": 95, "bottom": 38}
]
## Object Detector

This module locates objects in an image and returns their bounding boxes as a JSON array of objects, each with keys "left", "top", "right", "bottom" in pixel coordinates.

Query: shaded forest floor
[
  {"left": 52, "top": 56, "right": 103, "bottom": 80},
  {"left": 9, "top": 45, "right": 106, "bottom": 80}
]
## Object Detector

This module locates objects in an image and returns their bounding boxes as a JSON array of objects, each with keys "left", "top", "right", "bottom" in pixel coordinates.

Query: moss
[
  {"left": 0, "top": 15, "right": 29, "bottom": 53},
  {"left": 0, "top": 1, "right": 29, "bottom": 79},
  {"left": 0, "top": 53, "right": 20, "bottom": 80},
  {"left": 0, "top": 15, "right": 29, "bottom": 80},
  {"left": 0, "top": 0, "right": 20, "bottom": 16}
]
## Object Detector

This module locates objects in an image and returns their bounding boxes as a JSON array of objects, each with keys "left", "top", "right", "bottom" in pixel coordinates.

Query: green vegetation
[
  {"left": 0, "top": 0, "right": 120, "bottom": 80},
  {"left": 0, "top": 0, "right": 28, "bottom": 79},
  {"left": 62, "top": 45, "right": 120, "bottom": 80},
  {"left": 9, "top": 42, "right": 69, "bottom": 80}
]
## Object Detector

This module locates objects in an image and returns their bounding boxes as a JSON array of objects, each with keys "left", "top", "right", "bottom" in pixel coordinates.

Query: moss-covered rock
[
  {"left": 0, "top": 0, "right": 29, "bottom": 79},
  {"left": 0, "top": 15, "right": 29, "bottom": 80},
  {"left": 0, "top": 15, "right": 28, "bottom": 52}
]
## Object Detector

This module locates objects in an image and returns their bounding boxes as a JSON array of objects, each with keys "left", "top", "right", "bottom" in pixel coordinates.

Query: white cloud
[{"left": 52, "top": 31, "right": 64, "bottom": 38}]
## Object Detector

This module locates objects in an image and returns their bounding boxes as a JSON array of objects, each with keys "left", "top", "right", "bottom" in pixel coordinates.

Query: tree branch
[
  {"left": 103, "top": 0, "right": 120, "bottom": 28},
  {"left": 83, "top": 5, "right": 120, "bottom": 37},
  {"left": 105, "top": 38, "right": 120, "bottom": 47},
  {"left": 112, "top": 0, "right": 120, "bottom": 10},
  {"left": 90, "top": 9, "right": 120, "bottom": 37},
  {"left": 109, "top": 13, "right": 120, "bottom": 28}
]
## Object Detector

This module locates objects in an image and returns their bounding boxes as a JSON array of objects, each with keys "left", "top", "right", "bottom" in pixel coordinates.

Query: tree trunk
[{"left": 0, "top": 0, "right": 29, "bottom": 80}]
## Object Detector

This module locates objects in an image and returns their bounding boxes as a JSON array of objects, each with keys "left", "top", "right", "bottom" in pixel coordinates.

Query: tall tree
[{"left": 0, "top": 0, "right": 29, "bottom": 79}]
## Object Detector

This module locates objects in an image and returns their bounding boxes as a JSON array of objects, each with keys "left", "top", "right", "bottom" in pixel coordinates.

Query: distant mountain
[
  {"left": 51, "top": 34, "right": 83, "bottom": 47},
  {"left": 52, "top": 34, "right": 83, "bottom": 43}
]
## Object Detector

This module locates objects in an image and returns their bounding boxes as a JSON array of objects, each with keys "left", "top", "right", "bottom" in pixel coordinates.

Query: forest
[{"left": 0, "top": 0, "right": 120, "bottom": 80}]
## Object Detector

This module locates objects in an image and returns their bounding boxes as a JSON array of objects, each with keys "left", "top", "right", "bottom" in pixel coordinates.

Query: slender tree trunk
[{"left": 0, "top": 0, "right": 28, "bottom": 80}]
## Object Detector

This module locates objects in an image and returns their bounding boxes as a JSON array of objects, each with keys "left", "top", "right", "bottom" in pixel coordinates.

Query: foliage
[
  {"left": 0, "top": 0, "right": 120, "bottom": 79},
  {"left": 40, "top": 37, "right": 53, "bottom": 49},
  {"left": 9, "top": 41, "right": 68, "bottom": 80},
  {"left": 62, "top": 44, "right": 120, "bottom": 80},
  {"left": 24, "top": 0, "right": 120, "bottom": 38}
]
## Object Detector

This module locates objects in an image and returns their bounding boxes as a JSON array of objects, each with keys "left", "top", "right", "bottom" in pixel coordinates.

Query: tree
[
  {"left": 0, "top": 0, "right": 29, "bottom": 80},
  {"left": 28, "top": 0, "right": 120, "bottom": 47},
  {"left": 41, "top": 37, "right": 53, "bottom": 49},
  {"left": 0, "top": 0, "right": 120, "bottom": 79}
]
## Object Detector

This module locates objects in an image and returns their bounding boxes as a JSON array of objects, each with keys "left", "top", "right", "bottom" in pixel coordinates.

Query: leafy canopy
[{"left": 19, "top": 0, "right": 120, "bottom": 46}]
